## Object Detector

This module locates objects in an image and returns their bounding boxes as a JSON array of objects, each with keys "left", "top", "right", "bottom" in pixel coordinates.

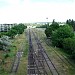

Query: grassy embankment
[
  {"left": 16, "top": 30, "right": 28, "bottom": 75},
  {"left": 0, "top": 30, "right": 28, "bottom": 75}
]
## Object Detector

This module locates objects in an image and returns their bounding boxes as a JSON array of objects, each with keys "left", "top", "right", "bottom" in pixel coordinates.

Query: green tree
[
  {"left": 66, "top": 19, "right": 75, "bottom": 31},
  {"left": 50, "top": 22, "right": 59, "bottom": 31},
  {"left": 63, "top": 38, "right": 74, "bottom": 54},
  {"left": 45, "top": 27, "right": 52, "bottom": 38},
  {"left": 51, "top": 25, "right": 74, "bottom": 47},
  {"left": 45, "top": 20, "right": 59, "bottom": 38},
  {"left": 6, "top": 23, "right": 27, "bottom": 38},
  {"left": 7, "top": 29, "right": 17, "bottom": 38},
  {"left": 63, "top": 38, "right": 75, "bottom": 59}
]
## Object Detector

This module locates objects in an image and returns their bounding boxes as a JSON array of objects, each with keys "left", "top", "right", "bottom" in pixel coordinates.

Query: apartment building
[{"left": 0, "top": 24, "right": 16, "bottom": 32}]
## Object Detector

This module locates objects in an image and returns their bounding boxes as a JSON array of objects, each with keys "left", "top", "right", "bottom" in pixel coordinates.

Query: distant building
[
  {"left": 35, "top": 22, "right": 52, "bottom": 25},
  {"left": 27, "top": 26, "right": 36, "bottom": 28},
  {"left": 0, "top": 24, "right": 16, "bottom": 32}
]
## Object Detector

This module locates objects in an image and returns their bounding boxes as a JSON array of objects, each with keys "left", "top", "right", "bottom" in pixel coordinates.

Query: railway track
[
  {"left": 45, "top": 38, "right": 75, "bottom": 68},
  {"left": 48, "top": 43, "right": 75, "bottom": 68},
  {"left": 35, "top": 28, "right": 75, "bottom": 68},
  {"left": 28, "top": 29, "right": 48, "bottom": 75},
  {"left": 10, "top": 46, "right": 23, "bottom": 74},
  {"left": 34, "top": 28, "right": 75, "bottom": 74},
  {"left": 28, "top": 29, "right": 59, "bottom": 75}
]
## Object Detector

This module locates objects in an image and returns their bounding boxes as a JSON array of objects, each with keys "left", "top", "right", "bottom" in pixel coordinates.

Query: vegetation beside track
[
  {"left": 0, "top": 30, "right": 28, "bottom": 75},
  {"left": 16, "top": 30, "right": 28, "bottom": 75},
  {"left": 34, "top": 28, "right": 75, "bottom": 75},
  {"left": 45, "top": 20, "right": 75, "bottom": 59}
]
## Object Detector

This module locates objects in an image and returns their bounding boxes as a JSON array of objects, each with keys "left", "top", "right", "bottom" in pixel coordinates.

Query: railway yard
[
  {"left": 27, "top": 28, "right": 75, "bottom": 75},
  {"left": 0, "top": 0, "right": 75, "bottom": 75},
  {"left": 0, "top": 28, "right": 75, "bottom": 75}
]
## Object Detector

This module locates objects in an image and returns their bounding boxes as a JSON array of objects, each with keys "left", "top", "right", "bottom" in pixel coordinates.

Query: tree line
[
  {"left": 0, "top": 23, "right": 27, "bottom": 73},
  {"left": 0, "top": 23, "right": 27, "bottom": 74},
  {"left": 45, "top": 19, "right": 75, "bottom": 59},
  {"left": 0, "top": 23, "right": 27, "bottom": 38},
  {"left": 0, "top": 24, "right": 27, "bottom": 59},
  {"left": 0, "top": 23, "right": 27, "bottom": 51},
  {"left": 6, "top": 23, "right": 27, "bottom": 38}
]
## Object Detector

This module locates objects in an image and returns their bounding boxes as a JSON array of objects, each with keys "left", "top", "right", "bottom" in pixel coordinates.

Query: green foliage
[
  {"left": 0, "top": 44, "right": 3, "bottom": 50},
  {"left": 4, "top": 53, "right": 9, "bottom": 59},
  {"left": 63, "top": 38, "right": 75, "bottom": 59},
  {"left": 7, "top": 29, "right": 17, "bottom": 38},
  {"left": 0, "top": 33, "right": 1, "bottom": 38},
  {"left": 51, "top": 24, "right": 75, "bottom": 59},
  {"left": 6, "top": 23, "right": 27, "bottom": 38},
  {"left": 66, "top": 19, "right": 75, "bottom": 31},
  {"left": 50, "top": 22, "right": 59, "bottom": 31},
  {"left": 63, "top": 38, "right": 75, "bottom": 54},
  {"left": 0, "top": 66, "right": 4, "bottom": 74},
  {"left": 12, "top": 23, "right": 27, "bottom": 34},
  {"left": 71, "top": 50, "right": 75, "bottom": 59},
  {"left": 45, "top": 21, "right": 59, "bottom": 38},
  {"left": 51, "top": 25, "right": 74, "bottom": 47},
  {"left": 45, "top": 19, "right": 75, "bottom": 60},
  {"left": 0, "top": 32, "right": 8, "bottom": 38},
  {"left": 45, "top": 27, "right": 52, "bottom": 37}
]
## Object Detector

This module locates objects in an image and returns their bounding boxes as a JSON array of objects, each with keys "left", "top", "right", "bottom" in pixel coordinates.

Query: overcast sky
[{"left": 0, "top": 0, "right": 75, "bottom": 23}]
